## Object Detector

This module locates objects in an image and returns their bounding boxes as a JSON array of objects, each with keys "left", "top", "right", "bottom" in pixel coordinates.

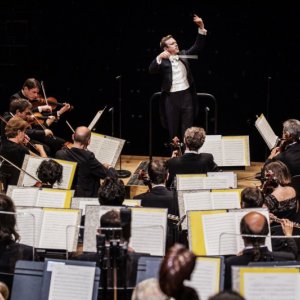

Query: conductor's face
[{"left": 164, "top": 38, "right": 179, "bottom": 55}]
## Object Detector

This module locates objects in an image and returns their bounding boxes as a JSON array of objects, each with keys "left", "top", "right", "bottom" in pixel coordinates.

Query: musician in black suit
[
  {"left": 55, "top": 126, "right": 112, "bottom": 197},
  {"left": 166, "top": 127, "right": 218, "bottom": 188},
  {"left": 224, "top": 212, "right": 295, "bottom": 290},
  {"left": 149, "top": 14, "right": 207, "bottom": 140},
  {"left": 265, "top": 119, "right": 300, "bottom": 176},
  {"left": 134, "top": 160, "right": 177, "bottom": 215}
]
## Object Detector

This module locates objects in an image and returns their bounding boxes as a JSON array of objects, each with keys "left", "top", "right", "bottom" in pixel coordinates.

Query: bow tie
[{"left": 170, "top": 55, "right": 179, "bottom": 62}]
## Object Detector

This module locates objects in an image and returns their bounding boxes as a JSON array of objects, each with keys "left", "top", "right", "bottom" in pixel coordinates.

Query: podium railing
[{"left": 149, "top": 92, "right": 218, "bottom": 161}]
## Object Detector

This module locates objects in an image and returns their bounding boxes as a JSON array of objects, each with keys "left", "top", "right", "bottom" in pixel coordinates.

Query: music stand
[{"left": 115, "top": 75, "right": 131, "bottom": 178}]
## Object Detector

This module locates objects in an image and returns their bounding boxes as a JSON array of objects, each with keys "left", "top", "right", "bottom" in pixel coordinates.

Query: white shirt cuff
[
  {"left": 38, "top": 106, "right": 42, "bottom": 113},
  {"left": 198, "top": 28, "right": 207, "bottom": 35},
  {"left": 156, "top": 56, "right": 162, "bottom": 64}
]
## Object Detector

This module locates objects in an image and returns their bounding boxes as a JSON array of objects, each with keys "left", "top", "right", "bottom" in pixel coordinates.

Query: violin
[
  {"left": 31, "top": 96, "right": 74, "bottom": 111},
  {"left": 260, "top": 170, "right": 279, "bottom": 195},
  {"left": 138, "top": 169, "right": 152, "bottom": 191},
  {"left": 28, "top": 112, "right": 51, "bottom": 126},
  {"left": 171, "top": 136, "right": 183, "bottom": 157}
]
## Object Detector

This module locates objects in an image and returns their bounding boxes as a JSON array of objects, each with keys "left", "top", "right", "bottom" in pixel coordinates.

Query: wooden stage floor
[{"left": 119, "top": 155, "right": 263, "bottom": 197}]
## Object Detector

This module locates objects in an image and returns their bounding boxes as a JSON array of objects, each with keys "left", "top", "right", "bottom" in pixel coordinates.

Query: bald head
[
  {"left": 240, "top": 212, "right": 269, "bottom": 246},
  {"left": 73, "top": 126, "right": 91, "bottom": 145},
  {"left": 244, "top": 212, "right": 267, "bottom": 233}
]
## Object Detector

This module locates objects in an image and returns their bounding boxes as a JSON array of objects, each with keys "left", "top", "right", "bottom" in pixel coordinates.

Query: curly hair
[
  {"left": 0, "top": 193, "right": 20, "bottom": 242},
  {"left": 159, "top": 243, "right": 196, "bottom": 298},
  {"left": 98, "top": 172, "right": 125, "bottom": 206},
  {"left": 184, "top": 127, "right": 206, "bottom": 151},
  {"left": 36, "top": 159, "right": 63, "bottom": 186}
]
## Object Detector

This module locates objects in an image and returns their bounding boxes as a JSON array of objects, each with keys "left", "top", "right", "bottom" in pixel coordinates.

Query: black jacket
[
  {"left": 166, "top": 152, "right": 219, "bottom": 188},
  {"left": 55, "top": 147, "right": 108, "bottom": 197}
]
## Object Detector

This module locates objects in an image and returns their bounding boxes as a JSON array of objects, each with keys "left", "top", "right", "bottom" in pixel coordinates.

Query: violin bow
[
  {"left": 40, "top": 81, "right": 49, "bottom": 106},
  {"left": 0, "top": 155, "right": 40, "bottom": 183}
]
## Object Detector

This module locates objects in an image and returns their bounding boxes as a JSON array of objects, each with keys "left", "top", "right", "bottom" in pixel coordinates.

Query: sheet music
[
  {"left": 16, "top": 207, "right": 43, "bottom": 247},
  {"left": 177, "top": 175, "right": 206, "bottom": 190},
  {"left": 199, "top": 135, "right": 223, "bottom": 166},
  {"left": 71, "top": 198, "right": 100, "bottom": 215},
  {"left": 239, "top": 268, "right": 300, "bottom": 300},
  {"left": 19, "top": 155, "right": 43, "bottom": 186},
  {"left": 129, "top": 208, "right": 167, "bottom": 256},
  {"left": 183, "top": 191, "right": 212, "bottom": 211},
  {"left": 185, "top": 257, "right": 221, "bottom": 300},
  {"left": 203, "top": 177, "right": 230, "bottom": 189},
  {"left": 39, "top": 209, "right": 80, "bottom": 251},
  {"left": 88, "top": 106, "right": 106, "bottom": 131},
  {"left": 53, "top": 159, "right": 77, "bottom": 190},
  {"left": 255, "top": 113, "right": 279, "bottom": 150},
  {"left": 211, "top": 190, "right": 241, "bottom": 209},
  {"left": 10, "top": 187, "right": 39, "bottom": 206},
  {"left": 36, "top": 189, "right": 71, "bottom": 208},
  {"left": 122, "top": 199, "right": 141, "bottom": 206},
  {"left": 222, "top": 136, "right": 250, "bottom": 166},
  {"left": 19, "top": 155, "right": 76, "bottom": 190},
  {"left": 87, "top": 133, "right": 125, "bottom": 167},
  {"left": 48, "top": 264, "right": 95, "bottom": 300},
  {"left": 207, "top": 172, "right": 237, "bottom": 188},
  {"left": 202, "top": 213, "right": 237, "bottom": 255}
]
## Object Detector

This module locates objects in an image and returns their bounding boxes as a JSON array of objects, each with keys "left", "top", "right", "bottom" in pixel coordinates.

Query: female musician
[
  {"left": 0, "top": 117, "right": 47, "bottom": 189},
  {"left": 262, "top": 161, "right": 300, "bottom": 223},
  {"left": 0, "top": 194, "right": 33, "bottom": 292}
]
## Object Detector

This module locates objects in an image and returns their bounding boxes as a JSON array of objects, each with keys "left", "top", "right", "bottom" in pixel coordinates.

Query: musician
[
  {"left": 0, "top": 194, "right": 34, "bottom": 292},
  {"left": 262, "top": 161, "right": 300, "bottom": 223},
  {"left": 149, "top": 14, "right": 207, "bottom": 140},
  {"left": 55, "top": 126, "right": 112, "bottom": 197},
  {"left": 266, "top": 119, "right": 300, "bottom": 176},
  {"left": 10, "top": 78, "right": 52, "bottom": 113},
  {"left": 36, "top": 159, "right": 63, "bottom": 188},
  {"left": 134, "top": 160, "right": 177, "bottom": 215},
  {"left": 224, "top": 212, "right": 295, "bottom": 290},
  {"left": 98, "top": 169, "right": 125, "bottom": 206},
  {"left": 0, "top": 117, "right": 47, "bottom": 188},
  {"left": 159, "top": 244, "right": 199, "bottom": 300},
  {"left": 166, "top": 127, "right": 218, "bottom": 188}
]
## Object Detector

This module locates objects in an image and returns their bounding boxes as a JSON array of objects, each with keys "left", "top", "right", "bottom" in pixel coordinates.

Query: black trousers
[{"left": 165, "top": 88, "right": 194, "bottom": 140}]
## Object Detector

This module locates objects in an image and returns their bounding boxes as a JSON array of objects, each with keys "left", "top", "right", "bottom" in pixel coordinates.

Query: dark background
[{"left": 1, "top": 1, "right": 300, "bottom": 161}]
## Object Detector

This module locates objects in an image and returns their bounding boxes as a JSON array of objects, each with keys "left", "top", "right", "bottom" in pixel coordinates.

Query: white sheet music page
[
  {"left": 88, "top": 133, "right": 125, "bottom": 167},
  {"left": 176, "top": 175, "right": 206, "bottom": 190},
  {"left": 88, "top": 106, "right": 106, "bottom": 131},
  {"left": 199, "top": 135, "right": 223, "bottom": 166},
  {"left": 185, "top": 257, "right": 220, "bottom": 300},
  {"left": 16, "top": 207, "right": 43, "bottom": 247},
  {"left": 183, "top": 191, "right": 212, "bottom": 212},
  {"left": 203, "top": 177, "right": 230, "bottom": 189},
  {"left": 10, "top": 187, "right": 39, "bottom": 206},
  {"left": 130, "top": 208, "right": 167, "bottom": 256},
  {"left": 221, "top": 136, "right": 250, "bottom": 166},
  {"left": 255, "top": 113, "right": 279, "bottom": 150},
  {"left": 202, "top": 213, "right": 237, "bottom": 255},
  {"left": 211, "top": 190, "right": 241, "bottom": 209},
  {"left": 241, "top": 268, "right": 300, "bottom": 300},
  {"left": 38, "top": 209, "right": 80, "bottom": 251},
  {"left": 20, "top": 155, "right": 45, "bottom": 186},
  {"left": 36, "top": 189, "right": 68, "bottom": 208},
  {"left": 207, "top": 172, "right": 237, "bottom": 188},
  {"left": 53, "top": 159, "right": 77, "bottom": 190},
  {"left": 48, "top": 264, "right": 95, "bottom": 300}
]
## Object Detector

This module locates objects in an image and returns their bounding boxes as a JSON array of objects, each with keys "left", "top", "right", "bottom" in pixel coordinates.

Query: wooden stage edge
[{"left": 118, "top": 155, "right": 263, "bottom": 197}]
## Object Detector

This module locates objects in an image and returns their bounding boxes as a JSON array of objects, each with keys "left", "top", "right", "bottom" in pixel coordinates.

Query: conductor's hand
[
  {"left": 158, "top": 50, "right": 171, "bottom": 60},
  {"left": 193, "top": 14, "right": 205, "bottom": 30}
]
